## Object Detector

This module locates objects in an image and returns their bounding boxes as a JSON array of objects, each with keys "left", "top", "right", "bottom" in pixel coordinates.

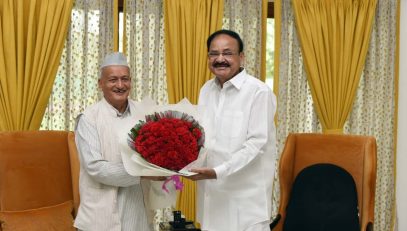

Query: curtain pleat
[
  {"left": 292, "top": 0, "right": 377, "bottom": 133},
  {"left": 274, "top": 0, "right": 281, "bottom": 96},
  {"left": 113, "top": 0, "right": 119, "bottom": 52},
  {"left": 164, "top": 0, "right": 223, "bottom": 105},
  {"left": 260, "top": 0, "right": 268, "bottom": 82},
  {"left": 124, "top": 0, "right": 168, "bottom": 105},
  {"left": 0, "top": 0, "right": 73, "bottom": 131}
]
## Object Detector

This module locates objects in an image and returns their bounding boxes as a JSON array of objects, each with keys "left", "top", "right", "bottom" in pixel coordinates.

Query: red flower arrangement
[{"left": 129, "top": 110, "right": 204, "bottom": 172}]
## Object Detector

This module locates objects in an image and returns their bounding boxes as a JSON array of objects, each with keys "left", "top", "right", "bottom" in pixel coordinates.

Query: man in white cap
[{"left": 74, "top": 52, "right": 161, "bottom": 231}]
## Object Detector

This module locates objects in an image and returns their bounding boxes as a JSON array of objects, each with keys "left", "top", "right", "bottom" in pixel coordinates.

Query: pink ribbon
[{"left": 162, "top": 175, "right": 184, "bottom": 193}]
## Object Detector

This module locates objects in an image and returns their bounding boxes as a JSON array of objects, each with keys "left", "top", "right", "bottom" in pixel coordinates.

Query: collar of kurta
[
  {"left": 214, "top": 68, "right": 247, "bottom": 90},
  {"left": 101, "top": 97, "right": 131, "bottom": 117}
]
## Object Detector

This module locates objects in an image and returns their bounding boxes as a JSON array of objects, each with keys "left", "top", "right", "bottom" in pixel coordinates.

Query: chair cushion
[
  {"left": 0, "top": 201, "right": 75, "bottom": 231},
  {"left": 283, "top": 163, "right": 360, "bottom": 231}
]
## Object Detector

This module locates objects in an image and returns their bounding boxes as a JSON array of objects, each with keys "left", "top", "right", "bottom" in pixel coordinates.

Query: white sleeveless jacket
[{"left": 74, "top": 98, "right": 149, "bottom": 231}]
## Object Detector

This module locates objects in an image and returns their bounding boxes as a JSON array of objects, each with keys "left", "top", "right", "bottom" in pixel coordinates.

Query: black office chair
[
  {"left": 281, "top": 163, "right": 360, "bottom": 231},
  {"left": 270, "top": 133, "right": 376, "bottom": 231}
]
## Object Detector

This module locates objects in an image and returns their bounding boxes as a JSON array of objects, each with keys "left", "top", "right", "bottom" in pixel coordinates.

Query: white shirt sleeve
[{"left": 75, "top": 116, "right": 141, "bottom": 187}]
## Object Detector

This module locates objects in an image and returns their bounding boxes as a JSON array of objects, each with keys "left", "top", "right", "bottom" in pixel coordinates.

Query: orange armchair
[
  {"left": 0, "top": 131, "right": 80, "bottom": 231},
  {"left": 270, "top": 133, "right": 377, "bottom": 231}
]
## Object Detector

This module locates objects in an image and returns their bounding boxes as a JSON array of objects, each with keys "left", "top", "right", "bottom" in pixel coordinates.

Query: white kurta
[
  {"left": 74, "top": 98, "right": 150, "bottom": 231},
  {"left": 197, "top": 69, "right": 277, "bottom": 231}
]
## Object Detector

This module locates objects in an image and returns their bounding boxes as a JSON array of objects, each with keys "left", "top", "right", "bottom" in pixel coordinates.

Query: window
[
  {"left": 119, "top": 0, "right": 124, "bottom": 52},
  {"left": 266, "top": 1, "right": 275, "bottom": 90}
]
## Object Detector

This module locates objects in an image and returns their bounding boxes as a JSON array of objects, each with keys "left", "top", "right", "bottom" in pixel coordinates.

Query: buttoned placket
[
  {"left": 202, "top": 82, "right": 230, "bottom": 227},
  {"left": 202, "top": 81, "right": 232, "bottom": 230},
  {"left": 214, "top": 81, "right": 229, "bottom": 135}
]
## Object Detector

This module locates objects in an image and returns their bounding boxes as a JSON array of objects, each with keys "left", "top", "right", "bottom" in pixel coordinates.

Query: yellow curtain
[
  {"left": 164, "top": 0, "right": 223, "bottom": 105},
  {"left": 164, "top": 0, "right": 223, "bottom": 222},
  {"left": 292, "top": 0, "right": 377, "bottom": 134},
  {"left": 0, "top": 0, "right": 73, "bottom": 131}
]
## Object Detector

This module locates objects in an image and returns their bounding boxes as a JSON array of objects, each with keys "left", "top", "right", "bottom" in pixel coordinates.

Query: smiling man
[
  {"left": 74, "top": 52, "right": 162, "bottom": 231},
  {"left": 189, "top": 30, "right": 277, "bottom": 231}
]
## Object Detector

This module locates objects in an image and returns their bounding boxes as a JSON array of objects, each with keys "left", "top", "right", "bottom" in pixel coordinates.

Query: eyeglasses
[{"left": 207, "top": 51, "right": 239, "bottom": 59}]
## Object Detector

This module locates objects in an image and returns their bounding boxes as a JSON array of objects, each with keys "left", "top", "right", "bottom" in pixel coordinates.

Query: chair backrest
[
  {"left": 283, "top": 163, "right": 360, "bottom": 231},
  {"left": 275, "top": 133, "right": 377, "bottom": 231},
  {"left": 0, "top": 131, "right": 80, "bottom": 214}
]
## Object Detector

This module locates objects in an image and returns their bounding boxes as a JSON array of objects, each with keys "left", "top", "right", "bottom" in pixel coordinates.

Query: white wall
[{"left": 397, "top": 0, "right": 407, "bottom": 230}]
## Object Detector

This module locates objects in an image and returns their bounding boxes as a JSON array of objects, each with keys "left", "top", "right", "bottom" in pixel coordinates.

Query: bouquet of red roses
[
  {"left": 120, "top": 97, "right": 207, "bottom": 181},
  {"left": 128, "top": 110, "right": 204, "bottom": 172}
]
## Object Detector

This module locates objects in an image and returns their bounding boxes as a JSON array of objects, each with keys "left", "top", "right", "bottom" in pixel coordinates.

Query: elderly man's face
[
  {"left": 98, "top": 65, "right": 131, "bottom": 112},
  {"left": 207, "top": 34, "right": 244, "bottom": 85}
]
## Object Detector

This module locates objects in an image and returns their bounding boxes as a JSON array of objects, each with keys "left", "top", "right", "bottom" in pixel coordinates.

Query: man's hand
[
  {"left": 141, "top": 176, "right": 167, "bottom": 181},
  {"left": 186, "top": 168, "right": 217, "bottom": 181}
]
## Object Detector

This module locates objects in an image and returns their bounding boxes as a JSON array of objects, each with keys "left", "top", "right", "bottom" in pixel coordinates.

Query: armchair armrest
[{"left": 269, "top": 214, "right": 281, "bottom": 230}]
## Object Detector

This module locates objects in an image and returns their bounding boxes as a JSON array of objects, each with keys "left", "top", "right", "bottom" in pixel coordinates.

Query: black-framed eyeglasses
[{"left": 207, "top": 51, "right": 239, "bottom": 59}]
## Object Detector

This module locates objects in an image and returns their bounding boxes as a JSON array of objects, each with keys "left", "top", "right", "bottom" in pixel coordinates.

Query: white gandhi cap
[
  {"left": 99, "top": 52, "right": 129, "bottom": 78},
  {"left": 101, "top": 52, "right": 129, "bottom": 68}
]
